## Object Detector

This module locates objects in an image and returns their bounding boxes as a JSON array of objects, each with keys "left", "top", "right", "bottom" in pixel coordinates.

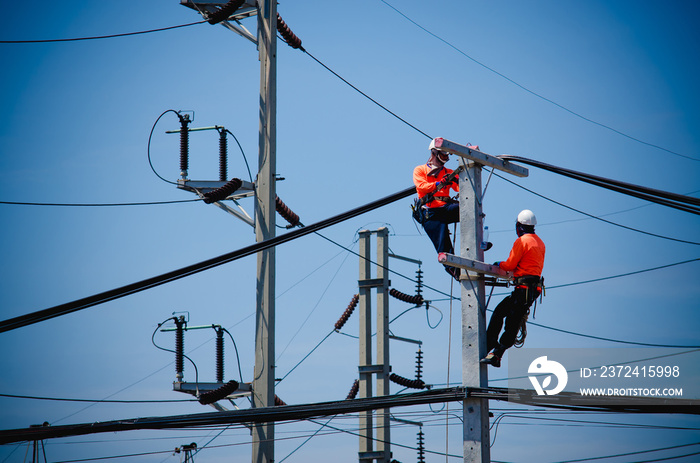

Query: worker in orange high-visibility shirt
[
  {"left": 412, "top": 139, "right": 471, "bottom": 281},
  {"left": 481, "top": 209, "right": 545, "bottom": 367}
]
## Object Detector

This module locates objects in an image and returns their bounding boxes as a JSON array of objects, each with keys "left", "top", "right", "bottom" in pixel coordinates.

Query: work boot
[{"left": 480, "top": 351, "right": 501, "bottom": 368}]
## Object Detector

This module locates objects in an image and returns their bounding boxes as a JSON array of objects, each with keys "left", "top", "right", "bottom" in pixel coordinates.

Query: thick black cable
[
  {"left": 494, "top": 172, "right": 700, "bottom": 245},
  {"left": 378, "top": 0, "right": 699, "bottom": 163},
  {"left": 0, "top": 21, "right": 207, "bottom": 43},
  {"left": 0, "top": 186, "right": 416, "bottom": 333},
  {"left": 0, "top": 387, "right": 468, "bottom": 443},
  {"left": 500, "top": 155, "right": 700, "bottom": 214}
]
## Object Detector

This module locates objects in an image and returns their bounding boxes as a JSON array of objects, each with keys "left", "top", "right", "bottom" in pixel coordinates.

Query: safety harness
[
  {"left": 411, "top": 165, "right": 463, "bottom": 224},
  {"left": 513, "top": 275, "right": 545, "bottom": 348}
]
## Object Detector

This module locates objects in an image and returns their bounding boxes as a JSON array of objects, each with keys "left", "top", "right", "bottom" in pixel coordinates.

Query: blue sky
[{"left": 1, "top": 1, "right": 699, "bottom": 462}]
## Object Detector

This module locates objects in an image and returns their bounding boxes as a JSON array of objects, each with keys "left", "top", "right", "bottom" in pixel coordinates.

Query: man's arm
[{"left": 498, "top": 238, "right": 524, "bottom": 272}]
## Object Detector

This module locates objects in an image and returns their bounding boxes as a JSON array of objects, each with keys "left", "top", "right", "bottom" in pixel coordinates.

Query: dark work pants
[
  {"left": 422, "top": 203, "right": 460, "bottom": 255},
  {"left": 486, "top": 286, "right": 539, "bottom": 354}
]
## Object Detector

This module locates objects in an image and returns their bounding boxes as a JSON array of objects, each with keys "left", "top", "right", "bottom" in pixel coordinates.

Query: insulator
[
  {"left": 203, "top": 177, "right": 242, "bottom": 204},
  {"left": 346, "top": 379, "right": 359, "bottom": 400},
  {"left": 175, "top": 317, "right": 185, "bottom": 381},
  {"left": 389, "top": 288, "right": 423, "bottom": 306},
  {"left": 215, "top": 328, "right": 224, "bottom": 383},
  {"left": 276, "top": 13, "right": 303, "bottom": 50},
  {"left": 389, "top": 373, "right": 426, "bottom": 390},
  {"left": 198, "top": 380, "right": 239, "bottom": 405},
  {"left": 218, "top": 129, "right": 228, "bottom": 182},
  {"left": 275, "top": 195, "right": 301, "bottom": 227},
  {"left": 417, "top": 428, "right": 426, "bottom": 463},
  {"left": 179, "top": 114, "right": 190, "bottom": 179},
  {"left": 415, "top": 267, "right": 423, "bottom": 299},
  {"left": 206, "top": 0, "right": 245, "bottom": 25},
  {"left": 274, "top": 395, "right": 287, "bottom": 406},
  {"left": 334, "top": 294, "right": 359, "bottom": 331},
  {"left": 415, "top": 348, "right": 423, "bottom": 383}
]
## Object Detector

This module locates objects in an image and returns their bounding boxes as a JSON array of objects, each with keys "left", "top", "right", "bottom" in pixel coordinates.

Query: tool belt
[
  {"left": 514, "top": 275, "right": 545, "bottom": 316},
  {"left": 424, "top": 195, "right": 457, "bottom": 206}
]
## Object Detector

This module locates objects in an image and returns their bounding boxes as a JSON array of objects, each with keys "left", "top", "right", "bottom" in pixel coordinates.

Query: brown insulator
[
  {"left": 275, "top": 195, "right": 301, "bottom": 227},
  {"left": 389, "top": 373, "right": 426, "bottom": 390},
  {"left": 389, "top": 288, "right": 423, "bottom": 305},
  {"left": 334, "top": 294, "right": 359, "bottom": 331},
  {"left": 198, "top": 380, "right": 240, "bottom": 405},
  {"left": 203, "top": 178, "right": 242, "bottom": 204},
  {"left": 206, "top": 0, "right": 246, "bottom": 25},
  {"left": 346, "top": 379, "right": 360, "bottom": 400},
  {"left": 277, "top": 13, "right": 303, "bottom": 50}
]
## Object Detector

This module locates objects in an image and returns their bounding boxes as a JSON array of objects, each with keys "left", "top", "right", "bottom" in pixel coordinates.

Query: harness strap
[{"left": 417, "top": 165, "right": 463, "bottom": 207}]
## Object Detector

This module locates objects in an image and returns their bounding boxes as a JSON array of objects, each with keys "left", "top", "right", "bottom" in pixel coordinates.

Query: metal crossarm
[
  {"left": 438, "top": 253, "right": 513, "bottom": 280},
  {"left": 431, "top": 137, "right": 529, "bottom": 177}
]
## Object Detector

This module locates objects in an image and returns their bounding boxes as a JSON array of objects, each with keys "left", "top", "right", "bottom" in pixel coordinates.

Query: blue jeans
[{"left": 421, "top": 203, "right": 459, "bottom": 255}]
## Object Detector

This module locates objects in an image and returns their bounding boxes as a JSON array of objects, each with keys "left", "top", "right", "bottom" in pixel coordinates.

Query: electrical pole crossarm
[
  {"left": 431, "top": 138, "right": 529, "bottom": 178},
  {"left": 438, "top": 253, "right": 513, "bottom": 280}
]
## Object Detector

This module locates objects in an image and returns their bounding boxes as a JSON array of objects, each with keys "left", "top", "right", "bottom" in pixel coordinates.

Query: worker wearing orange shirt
[
  {"left": 413, "top": 139, "right": 466, "bottom": 280},
  {"left": 481, "top": 210, "right": 545, "bottom": 367}
]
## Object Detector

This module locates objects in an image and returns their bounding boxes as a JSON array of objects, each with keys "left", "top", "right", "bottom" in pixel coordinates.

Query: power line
[
  {"left": 528, "top": 320, "right": 700, "bottom": 349},
  {"left": 3, "top": 387, "right": 697, "bottom": 444},
  {"left": 377, "top": 0, "right": 699, "bottom": 163},
  {"left": 546, "top": 258, "right": 700, "bottom": 290},
  {"left": 0, "top": 186, "right": 416, "bottom": 333},
  {"left": 499, "top": 155, "right": 700, "bottom": 215},
  {"left": 302, "top": 48, "right": 432, "bottom": 139},
  {"left": 0, "top": 393, "right": 195, "bottom": 404},
  {"left": 493, "top": 172, "right": 700, "bottom": 246},
  {"left": 0, "top": 199, "right": 200, "bottom": 207},
  {"left": 0, "top": 21, "right": 207, "bottom": 43},
  {"left": 0, "top": 387, "right": 468, "bottom": 444}
]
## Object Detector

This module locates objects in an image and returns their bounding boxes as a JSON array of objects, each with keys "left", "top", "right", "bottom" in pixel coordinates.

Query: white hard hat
[
  {"left": 517, "top": 209, "right": 537, "bottom": 226},
  {"left": 429, "top": 138, "right": 445, "bottom": 151}
]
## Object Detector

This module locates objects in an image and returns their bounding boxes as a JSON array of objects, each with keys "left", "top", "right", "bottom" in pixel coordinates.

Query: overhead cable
[
  {"left": 0, "top": 199, "right": 201, "bottom": 207},
  {"left": 0, "top": 393, "right": 195, "bottom": 404},
  {"left": 0, "top": 387, "right": 468, "bottom": 444},
  {"left": 378, "top": 0, "right": 699, "bottom": 162},
  {"left": 0, "top": 186, "right": 416, "bottom": 333},
  {"left": 499, "top": 155, "right": 700, "bottom": 215},
  {"left": 494, "top": 172, "right": 700, "bottom": 246},
  {"left": 0, "top": 21, "right": 207, "bottom": 43},
  {"left": 3, "top": 386, "right": 697, "bottom": 444}
]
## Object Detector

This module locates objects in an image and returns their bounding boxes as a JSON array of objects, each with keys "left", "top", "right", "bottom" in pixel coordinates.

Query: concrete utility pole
[
  {"left": 357, "top": 228, "right": 391, "bottom": 462},
  {"left": 252, "top": 0, "right": 277, "bottom": 461},
  {"left": 432, "top": 138, "right": 527, "bottom": 463}
]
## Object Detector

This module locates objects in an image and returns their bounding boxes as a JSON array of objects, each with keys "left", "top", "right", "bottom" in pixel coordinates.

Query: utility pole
[
  {"left": 459, "top": 156, "right": 490, "bottom": 462},
  {"left": 357, "top": 228, "right": 391, "bottom": 462},
  {"left": 434, "top": 138, "right": 527, "bottom": 462},
  {"left": 252, "top": 0, "right": 277, "bottom": 462}
]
